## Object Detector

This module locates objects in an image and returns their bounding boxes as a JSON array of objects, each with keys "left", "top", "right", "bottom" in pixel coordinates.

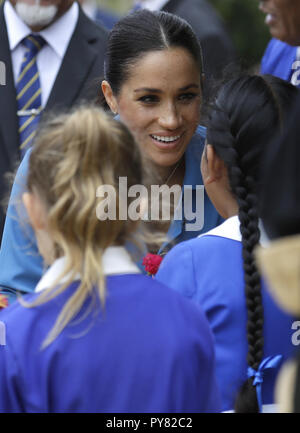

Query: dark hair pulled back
[
  {"left": 206, "top": 74, "right": 298, "bottom": 412},
  {"left": 104, "top": 9, "right": 204, "bottom": 97}
]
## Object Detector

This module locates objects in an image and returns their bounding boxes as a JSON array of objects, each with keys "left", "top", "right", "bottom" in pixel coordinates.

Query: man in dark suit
[
  {"left": 134, "top": 0, "right": 236, "bottom": 84},
  {"left": 0, "top": 0, "right": 108, "bottom": 239}
]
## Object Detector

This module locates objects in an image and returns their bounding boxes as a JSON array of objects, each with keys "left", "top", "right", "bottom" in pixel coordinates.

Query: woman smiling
[
  {"left": 0, "top": 10, "right": 221, "bottom": 302},
  {"left": 101, "top": 10, "right": 222, "bottom": 254}
]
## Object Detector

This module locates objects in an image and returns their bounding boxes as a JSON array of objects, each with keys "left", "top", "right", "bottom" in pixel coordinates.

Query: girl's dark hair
[
  {"left": 103, "top": 9, "right": 203, "bottom": 97},
  {"left": 206, "top": 75, "right": 299, "bottom": 412}
]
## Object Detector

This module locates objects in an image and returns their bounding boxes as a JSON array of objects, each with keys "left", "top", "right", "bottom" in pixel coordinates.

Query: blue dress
[
  {"left": 261, "top": 38, "right": 300, "bottom": 86},
  {"left": 0, "top": 247, "right": 221, "bottom": 413},
  {"left": 156, "top": 216, "right": 297, "bottom": 412},
  {"left": 0, "top": 126, "right": 222, "bottom": 303}
]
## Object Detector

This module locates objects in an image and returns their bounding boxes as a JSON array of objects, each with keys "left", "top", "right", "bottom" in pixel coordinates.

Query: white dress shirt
[
  {"left": 134, "top": 0, "right": 169, "bottom": 12},
  {"left": 4, "top": 0, "right": 79, "bottom": 107}
]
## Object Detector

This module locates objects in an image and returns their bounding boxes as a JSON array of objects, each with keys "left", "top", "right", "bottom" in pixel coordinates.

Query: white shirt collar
[
  {"left": 4, "top": 0, "right": 79, "bottom": 58},
  {"left": 135, "top": 0, "right": 169, "bottom": 11},
  {"left": 4, "top": 0, "right": 31, "bottom": 51},
  {"left": 35, "top": 246, "right": 141, "bottom": 293},
  {"left": 199, "top": 215, "right": 270, "bottom": 247},
  {"left": 80, "top": 0, "right": 96, "bottom": 20}
]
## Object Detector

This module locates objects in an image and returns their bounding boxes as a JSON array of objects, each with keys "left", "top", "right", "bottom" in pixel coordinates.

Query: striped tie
[{"left": 16, "top": 34, "right": 46, "bottom": 156}]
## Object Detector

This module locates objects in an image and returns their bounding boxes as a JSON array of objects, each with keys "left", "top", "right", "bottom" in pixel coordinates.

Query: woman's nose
[{"left": 158, "top": 104, "right": 182, "bottom": 130}]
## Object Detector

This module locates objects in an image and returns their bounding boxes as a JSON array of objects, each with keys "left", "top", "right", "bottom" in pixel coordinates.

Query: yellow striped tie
[{"left": 16, "top": 34, "right": 45, "bottom": 157}]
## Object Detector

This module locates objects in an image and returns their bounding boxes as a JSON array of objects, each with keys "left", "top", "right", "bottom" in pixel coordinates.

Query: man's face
[
  {"left": 259, "top": 0, "right": 300, "bottom": 45},
  {"left": 9, "top": 0, "right": 74, "bottom": 31}
]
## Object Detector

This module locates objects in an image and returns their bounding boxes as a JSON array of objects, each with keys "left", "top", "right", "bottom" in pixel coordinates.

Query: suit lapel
[
  {"left": 0, "top": 4, "right": 20, "bottom": 164},
  {"left": 46, "top": 8, "right": 102, "bottom": 111}
]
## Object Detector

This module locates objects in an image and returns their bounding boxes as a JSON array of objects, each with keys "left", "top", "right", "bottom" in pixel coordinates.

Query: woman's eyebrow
[
  {"left": 134, "top": 88, "right": 162, "bottom": 93},
  {"left": 134, "top": 84, "right": 200, "bottom": 93},
  {"left": 179, "top": 84, "right": 200, "bottom": 91}
]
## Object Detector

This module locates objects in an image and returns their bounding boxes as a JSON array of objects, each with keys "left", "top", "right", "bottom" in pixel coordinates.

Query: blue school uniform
[
  {"left": 156, "top": 216, "right": 296, "bottom": 412},
  {"left": 261, "top": 38, "right": 300, "bottom": 86},
  {"left": 0, "top": 126, "right": 222, "bottom": 303},
  {"left": 0, "top": 247, "right": 221, "bottom": 413}
]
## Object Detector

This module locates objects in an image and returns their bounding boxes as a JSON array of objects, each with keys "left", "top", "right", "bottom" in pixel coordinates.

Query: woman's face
[{"left": 106, "top": 47, "right": 202, "bottom": 170}]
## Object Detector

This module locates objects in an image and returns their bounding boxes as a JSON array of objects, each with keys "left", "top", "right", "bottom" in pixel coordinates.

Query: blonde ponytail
[{"left": 23, "top": 106, "right": 144, "bottom": 348}]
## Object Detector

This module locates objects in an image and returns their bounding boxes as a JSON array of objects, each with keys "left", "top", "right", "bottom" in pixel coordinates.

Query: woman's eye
[
  {"left": 178, "top": 93, "right": 198, "bottom": 101},
  {"left": 138, "top": 95, "right": 159, "bottom": 104}
]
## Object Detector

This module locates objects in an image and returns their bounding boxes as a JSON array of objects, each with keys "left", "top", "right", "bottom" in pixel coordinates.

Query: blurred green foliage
[
  {"left": 99, "top": 0, "right": 132, "bottom": 14},
  {"left": 209, "top": 0, "right": 271, "bottom": 68}
]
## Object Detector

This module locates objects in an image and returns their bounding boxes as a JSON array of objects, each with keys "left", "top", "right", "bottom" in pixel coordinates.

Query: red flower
[
  {"left": 142, "top": 253, "right": 163, "bottom": 276},
  {"left": 0, "top": 294, "right": 8, "bottom": 310}
]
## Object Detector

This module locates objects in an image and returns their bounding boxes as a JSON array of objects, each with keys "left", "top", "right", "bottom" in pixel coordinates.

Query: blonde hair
[{"left": 24, "top": 106, "right": 145, "bottom": 348}]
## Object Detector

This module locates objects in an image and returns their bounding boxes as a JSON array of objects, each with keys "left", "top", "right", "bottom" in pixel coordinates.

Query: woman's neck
[{"left": 155, "top": 158, "right": 185, "bottom": 187}]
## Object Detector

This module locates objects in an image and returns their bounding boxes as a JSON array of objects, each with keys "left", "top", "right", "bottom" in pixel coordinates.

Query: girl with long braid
[{"left": 156, "top": 74, "right": 299, "bottom": 412}]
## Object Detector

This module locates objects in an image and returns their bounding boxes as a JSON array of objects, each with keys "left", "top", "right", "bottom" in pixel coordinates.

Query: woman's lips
[{"left": 150, "top": 133, "right": 183, "bottom": 149}]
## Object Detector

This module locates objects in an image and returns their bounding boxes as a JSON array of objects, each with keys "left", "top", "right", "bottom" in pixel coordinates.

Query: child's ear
[
  {"left": 22, "top": 192, "right": 47, "bottom": 231},
  {"left": 204, "top": 144, "right": 226, "bottom": 185},
  {"left": 101, "top": 80, "right": 118, "bottom": 114}
]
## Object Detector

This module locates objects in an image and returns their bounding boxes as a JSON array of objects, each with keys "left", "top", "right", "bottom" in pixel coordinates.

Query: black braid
[
  {"left": 230, "top": 166, "right": 263, "bottom": 366},
  {"left": 206, "top": 75, "right": 298, "bottom": 412},
  {"left": 226, "top": 139, "right": 263, "bottom": 413}
]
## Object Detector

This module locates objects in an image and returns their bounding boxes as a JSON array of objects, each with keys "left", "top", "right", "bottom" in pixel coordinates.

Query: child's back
[{"left": 0, "top": 249, "right": 220, "bottom": 413}]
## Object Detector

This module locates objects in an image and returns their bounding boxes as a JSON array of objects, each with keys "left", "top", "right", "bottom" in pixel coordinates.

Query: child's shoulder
[
  {"left": 109, "top": 273, "right": 209, "bottom": 327},
  {"left": 167, "top": 228, "right": 240, "bottom": 260}
]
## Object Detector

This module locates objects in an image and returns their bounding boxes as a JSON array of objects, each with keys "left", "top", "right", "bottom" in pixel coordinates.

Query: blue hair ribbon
[{"left": 247, "top": 354, "right": 283, "bottom": 413}]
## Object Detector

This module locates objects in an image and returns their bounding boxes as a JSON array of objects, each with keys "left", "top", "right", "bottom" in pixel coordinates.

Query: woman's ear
[
  {"left": 22, "top": 191, "right": 47, "bottom": 231},
  {"left": 101, "top": 80, "right": 118, "bottom": 114},
  {"left": 204, "top": 144, "right": 225, "bottom": 185}
]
